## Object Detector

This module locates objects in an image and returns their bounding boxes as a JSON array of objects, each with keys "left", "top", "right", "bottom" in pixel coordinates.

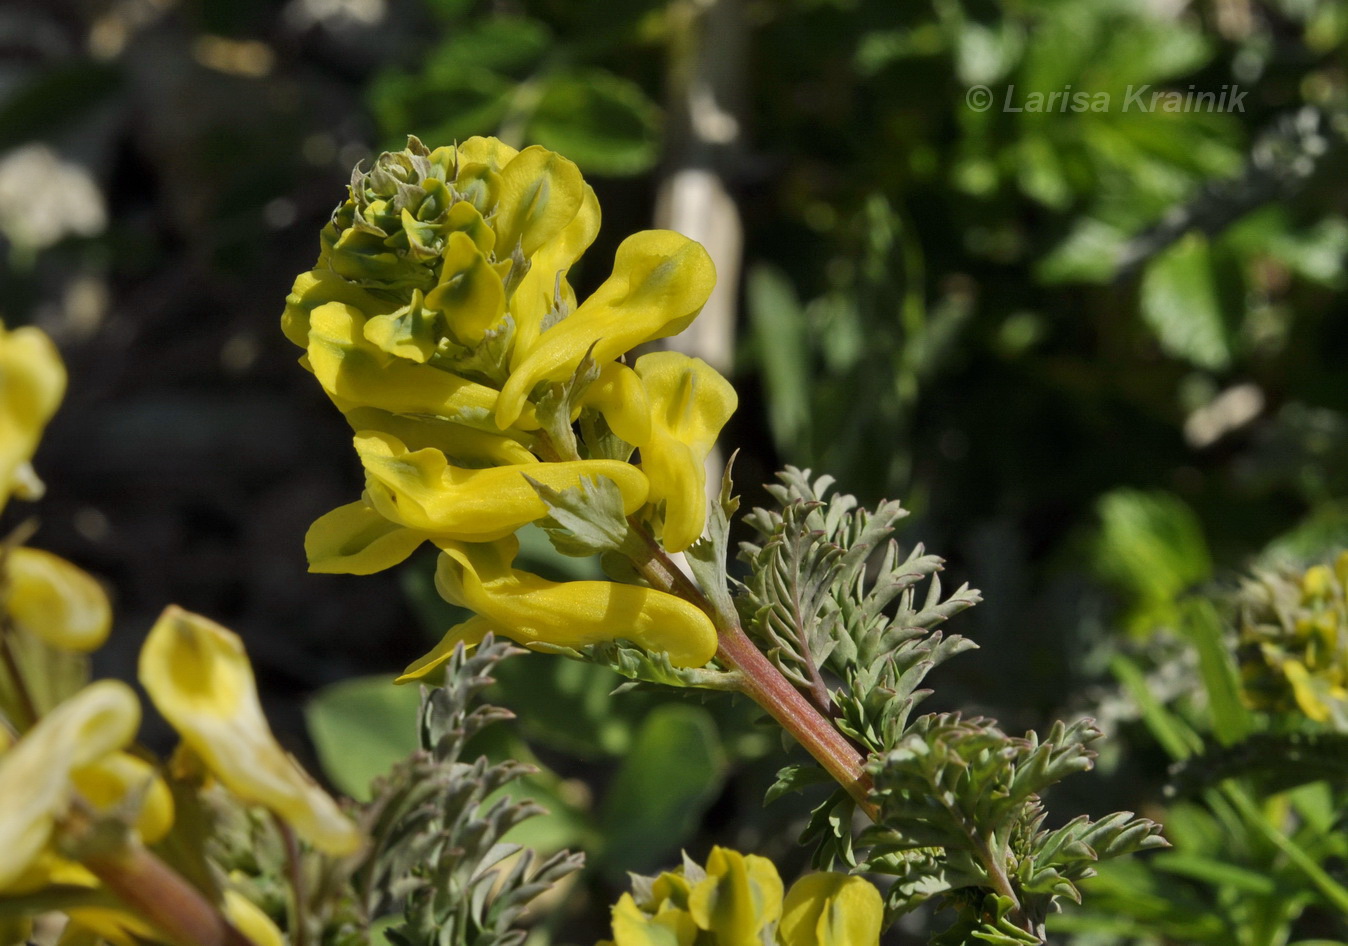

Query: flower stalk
[{"left": 624, "top": 517, "right": 877, "bottom": 819}]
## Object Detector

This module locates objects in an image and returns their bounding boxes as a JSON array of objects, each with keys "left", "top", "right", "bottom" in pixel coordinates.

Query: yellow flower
[
  {"left": 687, "top": 847, "right": 784, "bottom": 946},
  {"left": 633, "top": 352, "right": 738, "bottom": 552},
  {"left": 779, "top": 872, "right": 884, "bottom": 946},
  {"left": 0, "top": 321, "right": 66, "bottom": 511},
  {"left": 356, "top": 430, "right": 649, "bottom": 542},
  {"left": 495, "top": 230, "right": 716, "bottom": 431},
  {"left": 138, "top": 606, "right": 362, "bottom": 856},
  {"left": 304, "top": 499, "right": 428, "bottom": 575},
  {"left": 0, "top": 680, "right": 140, "bottom": 890},
  {"left": 222, "top": 890, "right": 285, "bottom": 946},
  {"left": 398, "top": 534, "right": 718, "bottom": 680},
  {"left": 304, "top": 301, "right": 537, "bottom": 431},
  {"left": 5, "top": 547, "right": 112, "bottom": 652},
  {"left": 598, "top": 847, "right": 884, "bottom": 946}
]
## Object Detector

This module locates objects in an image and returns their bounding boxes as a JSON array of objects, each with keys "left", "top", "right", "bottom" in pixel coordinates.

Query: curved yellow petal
[
  {"left": 686, "top": 846, "right": 783, "bottom": 945},
  {"left": 356, "top": 431, "right": 648, "bottom": 542},
  {"left": 779, "top": 872, "right": 884, "bottom": 946},
  {"left": 342, "top": 406, "right": 536, "bottom": 467},
  {"left": 223, "top": 890, "right": 285, "bottom": 946},
  {"left": 138, "top": 606, "right": 362, "bottom": 857},
  {"left": 308, "top": 301, "right": 538, "bottom": 431},
  {"left": 581, "top": 362, "right": 651, "bottom": 448},
  {"left": 431, "top": 538, "right": 717, "bottom": 668},
  {"left": 6, "top": 547, "right": 112, "bottom": 653},
  {"left": 610, "top": 893, "right": 697, "bottom": 946},
  {"left": 496, "top": 231, "right": 716, "bottom": 430},
  {"left": 451, "top": 136, "right": 520, "bottom": 173},
  {"left": 281, "top": 269, "right": 390, "bottom": 349},
  {"left": 304, "top": 500, "right": 427, "bottom": 575},
  {"left": 0, "top": 681, "right": 140, "bottom": 890},
  {"left": 395, "top": 614, "right": 497, "bottom": 683},
  {"left": 510, "top": 183, "right": 600, "bottom": 365},
  {"left": 423, "top": 230, "right": 506, "bottom": 346},
  {"left": 492, "top": 146, "right": 585, "bottom": 259},
  {"left": 0, "top": 323, "right": 66, "bottom": 511},
  {"left": 633, "top": 352, "right": 737, "bottom": 552},
  {"left": 71, "top": 752, "right": 175, "bottom": 844}
]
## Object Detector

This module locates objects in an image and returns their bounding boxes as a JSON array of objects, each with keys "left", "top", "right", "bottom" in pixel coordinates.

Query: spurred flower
[
  {"left": 0, "top": 680, "right": 140, "bottom": 890},
  {"left": 0, "top": 321, "right": 66, "bottom": 511},
  {"left": 398, "top": 534, "right": 718, "bottom": 680},
  {"left": 138, "top": 606, "right": 362, "bottom": 856}
]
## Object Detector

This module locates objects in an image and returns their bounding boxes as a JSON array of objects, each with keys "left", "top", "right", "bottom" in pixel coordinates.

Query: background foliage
[{"left": 2, "top": 0, "right": 1347, "bottom": 941}]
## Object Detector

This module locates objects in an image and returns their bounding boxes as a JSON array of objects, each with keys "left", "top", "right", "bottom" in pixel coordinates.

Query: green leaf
[
  {"left": 1150, "top": 852, "right": 1279, "bottom": 896},
  {"left": 684, "top": 457, "right": 739, "bottom": 626},
  {"left": 1111, "top": 653, "right": 1203, "bottom": 760},
  {"left": 305, "top": 675, "right": 421, "bottom": 800},
  {"left": 1182, "top": 598, "right": 1253, "bottom": 745},
  {"left": 528, "top": 473, "right": 637, "bottom": 558},
  {"left": 1139, "top": 232, "right": 1234, "bottom": 370},
  {"left": 1095, "top": 488, "right": 1212, "bottom": 635},
  {"left": 746, "top": 265, "right": 812, "bottom": 455},
  {"left": 527, "top": 69, "right": 661, "bottom": 176},
  {"left": 597, "top": 704, "right": 724, "bottom": 878}
]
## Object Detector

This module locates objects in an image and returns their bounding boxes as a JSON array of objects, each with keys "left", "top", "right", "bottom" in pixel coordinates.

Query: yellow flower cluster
[
  {"left": 283, "top": 137, "right": 734, "bottom": 675},
  {"left": 1238, "top": 553, "right": 1348, "bottom": 728},
  {"left": 0, "top": 323, "right": 359, "bottom": 945},
  {"left": 598, "top": 846, "right": 884, "bottom": 946}
]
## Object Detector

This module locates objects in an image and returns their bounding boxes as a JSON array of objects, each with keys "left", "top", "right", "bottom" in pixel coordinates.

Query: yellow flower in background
[
  {"left": 138, "top": 606, "right": 363, "bottom": 856},
  {"left": 0, "top": 680, "right": 140, "bottom": 890},
  {"left": 0, "top": 321, "right": 66, "bottom": 511},
  {"left": 633, "top": 352, "right": 738, "bottom": 552},
  {"left": 597, "top": 846, "right": 883, "bottom": 946},
  {"left": 5, "top": 547, "right": 112, "bottom": 652},
  {"left": 778, "top": 871, "right": 885, "bottom": 946},
  {"left": 398, "top": 534, "right": 718, "bottom": 681}
]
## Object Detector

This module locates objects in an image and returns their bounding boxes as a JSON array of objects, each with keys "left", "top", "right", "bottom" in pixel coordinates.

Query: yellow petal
[
  {"left": 304, "top": 500, "right": 427, "bottom": 575},
  {"left": 0, "top": 680, "right": 140, "bottom": 890},
  {"left": 356, "top": 431, "right": 648, "bottom": 542},
  {"left": 687, "top": 846, "right": 783, "bottom": 945},
  {"left": 223, "top": 890, "right": 285, "bottom": 946},
  {"left": 281, "top": 269, "right": 390, "bottom": 349},
  {"left": 342, "top": 406, "right": 536, "bottom": 467},
  {"left": 493, "top": 146, "right": 585, "bottom": 259},
  {"left": 395, "top": 614, "right": 498, "bottom": 683},
  {"left": 609, "top": 892, "right": 698, "bottom": 946},
  {"left": 71, "top": 751, "right": 175, "bottom": 844},
  {"left": 581, "top": 362, "right": 651, "bottom": 447},
  {"left": 510, "top": 183, "right": 600, "bottom": 365},
  {"left": 138, "top": 606, "right": 363, "bottom": 856},
  {"left": 308, "top": 301, "right": 538, "bottom": 431},
  {"left": 779, "top": 872, "right": 884, "bottom": 946},
  {"left": 496, "top": 231, "right": 716, "bottom": 430},
  {"left": 6, "top": 548, "right": 112, "bottom": 653},
  {"left": 362, "top": 289, "right": 440, "bottom": 363},
  {"left": 451, "top": 136, "right": 520, "bottom": 172},
  {"left": 1284, "top": 659, "right": 1331, "bottom": 723},
  {"left": 0, "top": 323, "right": 66, "bottom": 512},
  {"left": 425, "top": 537, "right": 717, "bottom": 668},
  {"left": 633, "top": 352, "right": 737, "bottom": 552},
  {"left": 423, "top": 231, "right": 507, "bottom": 345}
]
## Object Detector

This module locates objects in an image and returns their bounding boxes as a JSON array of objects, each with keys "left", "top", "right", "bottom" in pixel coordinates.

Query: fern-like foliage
[
  {"left": 353, "top": 635, "right": 583, "bottom": 946},
  {"left": 1167, "top": 730, "right": 1348, "bottom": 797},
  {"left": 863, "top": 714, "right": 1165, "bottom": 941},
  {"left": 738, "top": 467, "right": 981, "bottom": 749},
  {"left": 740, "top": 468, "right": 1166, "bottom": 943}
]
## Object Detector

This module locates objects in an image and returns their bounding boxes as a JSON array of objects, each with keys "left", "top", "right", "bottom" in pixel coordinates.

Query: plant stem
[
  {"left": 274, "top": 814, "right": 309, "bottom": 946},
  {"left": 73, "top": 824, "right": 257, "bottom": 946},
  {"left": 625, "top": 518, "right": 878, "bottom": 819}
]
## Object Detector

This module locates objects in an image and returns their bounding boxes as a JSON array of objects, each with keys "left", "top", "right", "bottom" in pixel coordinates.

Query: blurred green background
[{"left": 2, "top": 0, "right": 1347, "bottom": 941}]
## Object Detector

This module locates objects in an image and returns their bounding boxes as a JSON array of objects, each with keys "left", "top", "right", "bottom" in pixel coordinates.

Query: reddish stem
[
  {"left": 626, "top": 518, "right": 878, "bottom": 819},
  {"left": 82, "top": 842, "right": 258, "bottom": 946}
]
